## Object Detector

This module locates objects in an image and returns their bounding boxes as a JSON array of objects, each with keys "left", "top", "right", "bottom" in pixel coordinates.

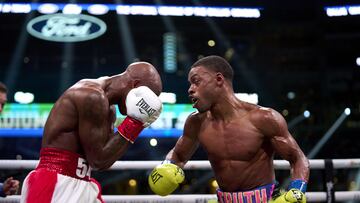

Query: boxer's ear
[{"left": 215, "top": 72, "right": 224, "bottom": 86}]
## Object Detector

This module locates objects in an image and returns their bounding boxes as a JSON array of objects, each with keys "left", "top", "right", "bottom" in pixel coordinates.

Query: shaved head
[{"left": 126, "top": 62, "right": 162, "bottom": 95}]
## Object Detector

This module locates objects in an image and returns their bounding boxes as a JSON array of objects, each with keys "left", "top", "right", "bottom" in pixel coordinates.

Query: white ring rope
[
  {"left": 1, "top": 192, "right": 360, "bottom": 202},
  {"left": 0, "top": 159, "right": 360, "bottom": 202},
  {"left": 0, "top": 159, "right": 359, "bottom": 170}
]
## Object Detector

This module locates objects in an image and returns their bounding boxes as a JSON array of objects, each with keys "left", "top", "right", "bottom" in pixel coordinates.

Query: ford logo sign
[{"left": 27, "top": 14, "right": 107, "bottom": 42}]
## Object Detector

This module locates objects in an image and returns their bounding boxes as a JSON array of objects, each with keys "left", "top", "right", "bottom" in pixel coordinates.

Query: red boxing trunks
[
  {"left": 21, "top": 147, "right": 104, "bottom": 203},
  {"left": 217, "top": 182, "right": 275, "bottom": 203}
]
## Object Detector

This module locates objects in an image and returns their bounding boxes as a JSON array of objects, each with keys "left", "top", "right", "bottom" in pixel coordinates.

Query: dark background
[{"left": 0, "top": 0, "right": 360, "bottom": 199}]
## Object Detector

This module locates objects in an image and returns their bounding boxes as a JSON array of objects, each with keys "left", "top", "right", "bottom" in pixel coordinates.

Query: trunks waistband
[
  {"left": 36, "top": 147, "right": 91, "bottom": 181},
  {"left": 217, "top": 183, "right": 275, "bottom": 203}
]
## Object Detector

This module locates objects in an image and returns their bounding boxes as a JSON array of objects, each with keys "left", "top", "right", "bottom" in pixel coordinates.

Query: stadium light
[
  {"left": 326, "top": 7, "right": 348, "bottom": 17},
  {"left": 288, "top": 110, "right": 311, "bottom": 130},
  {"left": 235, "top": 93, "right": 258, "bottom": 104},
  {"left": 150, "top": 138, "right": 158, "bottom": 147},
  {"left": 207, "top": 8, "right": 231, "bottom": 17},
  {"left": 38, "top": 3, "right": 59, "bottom": 14},
  {"left": 208, "top": 40, "right": 215, "bottom": 47},
  {"left": 0, "top": 3, "right": 30, "bottom": 13},
  {"left": 159, "top": 92, "right": 176, "bottom": 104},
  {"left": 62, "top": 4, "right": 82, "bottom": 14},
  {"left": 303, "top": 110, "right": 311, "bottom": 118},
  {"left": 129, "top": 6, "right": 157, "bottom": 15},
  {"left": 231, "top": 8, "right": 261, "bottom": 18},
  {"left": 344, "top": 108, "right": 351, "bottom": 116},
  {"left": 116, "top": 5, "right": 130, "bottom": 15},
  {"left": 287, "top": 91, "right": 295, "bottom": 99},
  {"left": 88, "top": 4, "right": 109, "bottom": 15},
  {"left": 14, "top": 91, "right": 34, "bottom": 104},
  {"left": 348, "top": 6, "right": 360, "bottom": 15},
  {"left": 325, "top": 5, "right": 360, "bottom": 17}
]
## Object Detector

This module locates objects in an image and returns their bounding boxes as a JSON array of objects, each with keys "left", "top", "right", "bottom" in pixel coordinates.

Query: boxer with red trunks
[{"left": 20, "top": 62, "right": 163, "bottom": 203}]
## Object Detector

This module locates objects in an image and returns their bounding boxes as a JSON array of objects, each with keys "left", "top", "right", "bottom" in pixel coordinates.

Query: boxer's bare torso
[
  {"left": 42, "top": 78, "right": 116, "bottom": 157},
  {"left": 194, "top": 102, "right": 275, "bottom": 191}
]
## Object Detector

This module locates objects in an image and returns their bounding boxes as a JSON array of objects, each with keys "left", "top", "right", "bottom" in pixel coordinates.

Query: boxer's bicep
[
  {"left": 266, "top": 111, "right": 310, "bottom": 180},
  {"left": 260, "top": 109, "right": 300, "bottom": 160},
  {"left": 78, "top": 94, "right": 109, "bottom": 166},
  {"left": 259, "top": 109, "right": 307, "bottom": 167},
  {"left": 272, "top": 129, "right": 302, "bottom": 163}
]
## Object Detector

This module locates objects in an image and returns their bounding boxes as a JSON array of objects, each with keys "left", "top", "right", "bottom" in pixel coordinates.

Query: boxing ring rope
[
  {"left": 1, "top": 192, "right": 360, "bottom": 203},
  {"left": 1, "top": 158, "right": 360, "bottom": 170},
  {"left": 0, "top": 159, "right": 359, "bottom": 202}
]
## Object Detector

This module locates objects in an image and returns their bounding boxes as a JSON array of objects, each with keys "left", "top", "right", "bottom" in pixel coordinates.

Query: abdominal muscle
[{"left": 210, "top": 157, "right": 275, "bottom": 192}]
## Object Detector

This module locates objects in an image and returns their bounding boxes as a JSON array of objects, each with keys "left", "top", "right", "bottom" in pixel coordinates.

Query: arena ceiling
[{"left": 0, "top": 0, "right": 359, "bottom": 109}]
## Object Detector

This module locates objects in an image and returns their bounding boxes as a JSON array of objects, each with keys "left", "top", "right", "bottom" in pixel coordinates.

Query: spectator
[
  {"left": 0, "top": 81, "right": 20, "bottom": 197},
  {"left": 0, "top": 177, "right": 19, "bottom": 197},
  {"left": 0, "top": 82, "right": 7, "bottom": 113}
]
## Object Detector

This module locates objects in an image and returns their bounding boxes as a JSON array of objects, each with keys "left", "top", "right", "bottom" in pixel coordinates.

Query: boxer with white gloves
[
  {"left": 118, "top": 86, "right": 162, "bottom": 143},
  {"left": 21, "top": 62, "right": 162, "bottom": 203}
]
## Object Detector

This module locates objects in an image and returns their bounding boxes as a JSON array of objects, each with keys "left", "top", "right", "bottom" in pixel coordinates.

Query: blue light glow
[{"left": 0, "top": 3, "right": 262, "bottom": 18}]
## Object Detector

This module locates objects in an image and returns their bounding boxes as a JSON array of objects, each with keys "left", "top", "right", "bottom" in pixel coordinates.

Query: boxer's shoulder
[
  {"left": 186, "top": 111, "right": 207, "bottom": 124},
  {"left": 69, "top": 79, "right": 105, "bottom": 94},
  {"left": 249, "top": 107, "right": 287, "bottom": 137},
  {"left": 67, "top": 83, "right": 107, "bottom": 104},
  {"left": 183, "top": 111, "right": 204, "bottom": 137},
  {"left": 250, "top": 106, "right": 278, "bottom": 121},
  {"left": 57, "top": 86, "right": 108, "bottom": 117}
]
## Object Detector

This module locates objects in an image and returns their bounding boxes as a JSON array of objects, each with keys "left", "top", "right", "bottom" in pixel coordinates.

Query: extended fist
[
  {"left": 148, "top": 163, "right": 185, "bottom": 196},
  {"left": 118, "top": 86, "right": 162, "bottom": 143},
  {"left": 271, "top": 189, "right": 306, "bottom": 203}
]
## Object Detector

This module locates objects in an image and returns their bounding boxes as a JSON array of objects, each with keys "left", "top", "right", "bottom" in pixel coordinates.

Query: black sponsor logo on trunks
[
  {"left": 150, "top": 170, "right": 163, "bottom": 184},
  {"left": 136, "top": 98, "right": 156, "bottom": 116}
]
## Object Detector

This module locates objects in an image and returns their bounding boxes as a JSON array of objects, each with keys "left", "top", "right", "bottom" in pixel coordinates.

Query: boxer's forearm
[
  {"left": 89, "top": 131, "right": 130, "bottom": 170},
  {"left": 291, "top": 154, "right": 310, "bottom": 182},
  {"left": 165, "top": 134, "right": 199, "bottom": 168},
  {"left": 165, "top": 149, "right": 187, "bottom": 168}
]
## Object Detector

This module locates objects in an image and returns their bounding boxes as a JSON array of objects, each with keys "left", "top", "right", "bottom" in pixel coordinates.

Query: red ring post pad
[{"left": 117, "top": 117, "right": 144, "bottom": 143}]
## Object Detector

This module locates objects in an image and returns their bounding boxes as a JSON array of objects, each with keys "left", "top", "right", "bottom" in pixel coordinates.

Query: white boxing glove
[{"left": 117, "top": 86, "right": 162, "bottom": 143}]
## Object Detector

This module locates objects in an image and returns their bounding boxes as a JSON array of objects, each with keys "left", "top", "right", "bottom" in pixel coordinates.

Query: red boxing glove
[{"left": 117, "top": 117, "right": 144, "bottom": 143}]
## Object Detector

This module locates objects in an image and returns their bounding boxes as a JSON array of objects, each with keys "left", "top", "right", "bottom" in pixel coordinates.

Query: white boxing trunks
[{"left": 20, "top": 147, "right": 104, "bottom": 203}]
